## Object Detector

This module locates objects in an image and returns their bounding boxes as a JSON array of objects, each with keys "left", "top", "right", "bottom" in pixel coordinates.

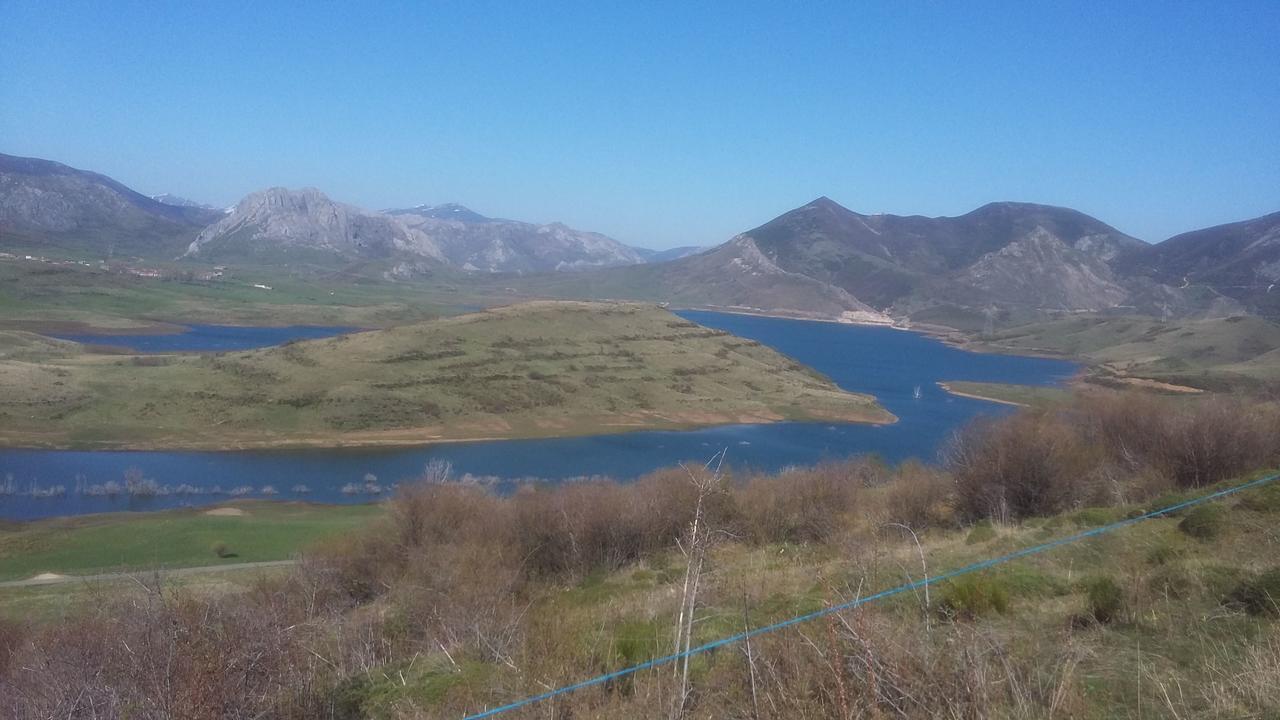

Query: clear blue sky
[{"left": 3, "top": 1, "right": 1277, "bottom": 248}]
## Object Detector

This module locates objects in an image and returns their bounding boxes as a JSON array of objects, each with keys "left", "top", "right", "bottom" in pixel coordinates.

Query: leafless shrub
[
  {"left": 736, "top": 462, "right": 862, "bottom": 544},
  {"left": 1078, "top": 393, "right": 1280, "bottom": 490},
  {"left": 884, "top": 460, "right": 955, "bottom": 530},
  {"left": 948, "top": 411, "right": 1101, "bottom": 521}
]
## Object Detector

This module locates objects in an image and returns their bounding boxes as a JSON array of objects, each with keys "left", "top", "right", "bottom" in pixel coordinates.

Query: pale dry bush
[
  {"left": 948, "top": 411, "right": 1102, "bottom": 522},
  {"left": 0, "top": 576, "right": 327, "bottom": 720},
  {"left": 735, "top": 461, "right": 871, "bottom": 544},
  {"left": 884, "top": 460, "right": 955, "bottom": 530},
  {"left": 1077, "top": 392, "right": 1280, "bottom": 490}
]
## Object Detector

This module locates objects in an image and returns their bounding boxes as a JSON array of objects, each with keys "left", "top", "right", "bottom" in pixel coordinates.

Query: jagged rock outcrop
[{"left": 186, "top": 188, "right": 443, "bottom": 263}]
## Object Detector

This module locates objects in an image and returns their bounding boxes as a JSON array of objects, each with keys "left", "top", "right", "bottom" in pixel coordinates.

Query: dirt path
[{"left": 0, "top": 559, "right": 297, "bottom": 589}]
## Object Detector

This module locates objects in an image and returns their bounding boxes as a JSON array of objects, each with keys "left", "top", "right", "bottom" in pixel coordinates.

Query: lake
[
  {"left": 49, "top": 323, "right": 359, "bottom": 352},
  {"left": 0, "top": 312, "right": 1078, "bottom": 519}
]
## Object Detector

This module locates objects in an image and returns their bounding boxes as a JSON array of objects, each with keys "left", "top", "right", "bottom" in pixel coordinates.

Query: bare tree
[{"left": 671, "top": 449, "right": 727, "bottom": 719}]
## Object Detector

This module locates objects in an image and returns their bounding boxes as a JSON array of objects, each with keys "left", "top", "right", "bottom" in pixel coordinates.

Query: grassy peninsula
[{"left": 0, "top": 301, "right": 892, "bottom": 450}]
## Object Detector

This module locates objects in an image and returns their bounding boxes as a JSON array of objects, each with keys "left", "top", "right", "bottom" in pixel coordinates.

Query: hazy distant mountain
[
  {"left": 499, "top": 233, "right": 891, "bottom": 323},
  {"left": 390, "top": 203, "right": 494, "bottom": 224},
  {"left": 152, "top": 193, "right": 224, "bottom": 212},
  {"left": 386, "top": 204, "right": 644, "bottom": 273},
  {"left": 0, "top": 153, "right": 221, "bottom": 256},
  {"left": 187, "top": 188, "right": 444, "bottom": 265},
  {"left": 1119, "top": 211, "right": 1280, "bottom": 317},
  {"left": 633, "top": 245, "right": 706, "bottom": 263}
]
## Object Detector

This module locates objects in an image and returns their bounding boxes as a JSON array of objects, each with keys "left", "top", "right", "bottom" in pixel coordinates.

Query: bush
[
  {"left": 1147, "top": 564, "right": 1197, "bottom": 600},
  {"left": 211, "top": 541, "right": 232, "bottom": 558},
  {"left": 736, "top": 462, "right": 860, "bottom": 544},
  {"left": 1226, "top": 568, "right": 1280, "bottom": 617},
  {"left": 884, "top": 461, "right": 955, "bottom": 529},
  {"left": 1145, "top": 539, "right": 1185, "bottom": 566},
  {"left": 1239, "top": 483, "right": 1280, "bottom": 513},
  {"left": 965, "top": 520, "right": 998, "bottom": 545},
  {"left": 948, "top": 412, "right": 1100, "bottom": 521},
  {"left": 1083, "top": 576, "right": 1125, "bottom": 624},
  {"left": 938, "top": 575, "right": 1009, "bottom": 620},
  {"left": 1178, "top": 504, "right": 1226, "bottom": 540},
  {"left": 1079, "top": 394, "right": 1280, "bottom": 490},
  {"left": 1072, "top": 507, "right": 1121, "bottom": 527}
]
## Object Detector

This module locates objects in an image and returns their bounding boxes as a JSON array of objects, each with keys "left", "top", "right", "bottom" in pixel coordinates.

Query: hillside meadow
[{"left": 0, "top": 301, "right": 892, "bottom": 450}]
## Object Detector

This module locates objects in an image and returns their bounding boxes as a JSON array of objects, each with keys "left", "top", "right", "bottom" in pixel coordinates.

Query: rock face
[
  {"left": 1119, "top": 211, "right": 1280, "bottom": 316},
  {"left": 386, "top": 204, "right": 644, "bottom": 273},
  {"left": 0, "top": 153, "right": 220, "bottom": 255},
  {"left": 187, "top": 188, "right": 444, "bottom": 263}
]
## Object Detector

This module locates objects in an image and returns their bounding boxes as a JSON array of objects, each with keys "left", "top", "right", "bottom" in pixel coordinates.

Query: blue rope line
[{"left": 463, "top": 471, "right": 1280, "bottom": 719}]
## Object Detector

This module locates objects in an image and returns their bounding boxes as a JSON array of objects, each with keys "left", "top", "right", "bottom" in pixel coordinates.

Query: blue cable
[{"left": 463, "top": 471, "right": 1280, "bottom": 719}]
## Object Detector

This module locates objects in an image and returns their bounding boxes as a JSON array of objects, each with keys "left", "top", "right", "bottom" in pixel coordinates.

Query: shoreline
[
  {"left": 935, "top": 381, "right": 1029, "bottom": 407},
  {"left": 0, "top": 408, "right": 898, "bottom": 454}
]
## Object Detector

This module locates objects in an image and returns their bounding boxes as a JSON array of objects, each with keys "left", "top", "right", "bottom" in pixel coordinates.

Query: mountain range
[
  {"left": 616, "top": 197, "right": 1249, "bottom": 328},
  {"left": 0, "top": 153, "right": 678, "bottom": 274},
  {"left": 0, "top": 153, "right": 222, "bottom": 257},
  {"left": 2, "top": 151, "right": 1276, "bottom": 326}
]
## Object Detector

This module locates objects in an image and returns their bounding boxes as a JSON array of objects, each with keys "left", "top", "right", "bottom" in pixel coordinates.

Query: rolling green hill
[
  {"left": 977, "top": 314, "right": 1280, "bottom": 390},
  {"left": 0, "top": 301, "right": 892, "bottom": 449}
]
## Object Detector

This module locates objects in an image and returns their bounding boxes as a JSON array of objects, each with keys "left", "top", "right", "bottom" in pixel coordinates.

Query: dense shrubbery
[
  {"left": 2, "top": 390, "right": 1277, "bottom": 718},
  {"left": 949, "top": 393, "right": 1280, "bottom": 521}
]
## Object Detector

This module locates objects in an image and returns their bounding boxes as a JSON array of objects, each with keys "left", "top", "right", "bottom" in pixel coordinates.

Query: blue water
[
  {"left": 49, "top": 324, "right": 359, "bottom": 352},
  {"left": 0, "top": 312, "right": 1077, "bottom": 519}
]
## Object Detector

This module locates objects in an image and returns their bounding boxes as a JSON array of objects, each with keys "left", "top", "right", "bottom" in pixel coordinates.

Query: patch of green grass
[
  {"left": 0, "top": 501, "right": 383, "bottom": 580},
  {"left": 965, "top": 520, "right": 997, "bottom": 545},
  {"left": 335, "top": 657, "right": 495, "bottom": 718},
  {"left": 1082, "top": 575, "right": 1125, "bottom": 624},
  {"left": 1178, "top": 505, "right": 1227, "bottom": 540},
  {"left": 1239, "top": 483, "right": 1280, "bottom": 513},
  {"left": 938, "top": 574, "right": 1010, "bottom": 619},
  {"left": 939, "top": 381, "right": 1070, "bottom": 408},
  {"left": 981, "top": 314, "right": 1280, "bottom": 388},
  {"left": 1073, "top": 507, "right": 1123, "bottom": 527},
  {"left": 1226, "top": 568, "right": 1280, "bottom": 617}
]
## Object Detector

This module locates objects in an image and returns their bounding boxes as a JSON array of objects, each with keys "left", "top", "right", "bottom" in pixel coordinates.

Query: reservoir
[{"left": 0, "top": 311, "right": 1078, "bottom": 519}]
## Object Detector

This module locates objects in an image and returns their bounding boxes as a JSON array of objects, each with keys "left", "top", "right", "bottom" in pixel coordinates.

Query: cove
[{"left": 0, "top": 311, "right": 1078, "bottom": 520}]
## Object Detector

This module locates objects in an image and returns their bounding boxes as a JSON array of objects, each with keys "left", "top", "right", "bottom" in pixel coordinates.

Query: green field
[
  {"left": 976, "top": 314, "right": 1280, "bottom": 390},
  {"left": 0, "top": 255, "right": 494, "bottom": 330},
  {"left": 938, "top": 380, "right": 1072, "bottom": 407},
  {"left": 0, "top": 301, "right": 893, "bottom": 449},
  {"left": 0, "top": 500, "right": 383, "bottom": 581}
]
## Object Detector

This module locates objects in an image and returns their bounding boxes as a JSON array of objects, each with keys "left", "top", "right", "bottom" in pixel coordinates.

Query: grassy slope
[
  {"left": 0, "top": 255, "right": 493, "bottom": 330},
  {"left": 974, "top": 314, "right": 1280, "bottom": 390},
  {"left": 0, "top": 501, "right": 383, "bottom": 581},
  {"left": 938, "top": 381, "right": 1071, "bottom": 407},
  {"left": 363, "top": 474, "right": 1280, "bottom": 717},
  {"left": 0, "top": 301, "right": 892, "bottom": 449}
]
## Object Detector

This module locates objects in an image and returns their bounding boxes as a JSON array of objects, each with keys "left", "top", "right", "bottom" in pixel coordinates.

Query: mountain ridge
[{"left": 2, "top": 152, "right": 1275, "bottom": 323}]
